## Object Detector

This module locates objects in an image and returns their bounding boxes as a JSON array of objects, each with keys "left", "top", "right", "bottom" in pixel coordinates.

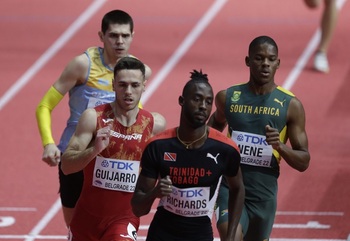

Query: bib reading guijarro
[
  {"left": 231, "top": 130, "right": 273, "bottom": 168},
  {"left": 93, "top": 156, "right": 139, "bottom": 192},
  {"left": 160, "top": 186, "right": 214, "bottom": 218}
]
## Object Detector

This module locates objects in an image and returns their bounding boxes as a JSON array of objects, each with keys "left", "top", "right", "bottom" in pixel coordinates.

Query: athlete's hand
[
  {"left": 94, "top": 124, "right": 112, "bottom": 154},
  {"left": 265, "top": 125, "right": 282, "bottom": 150},
  {"left": 42, "top": 143, "right": 61, "bottom": 166},
  {"left": 156, "top": 175, "right": 173, "bottom": 198}
]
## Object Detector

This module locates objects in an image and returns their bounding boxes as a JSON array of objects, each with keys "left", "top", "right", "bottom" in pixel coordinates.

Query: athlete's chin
[
  {"left": 192, "top": 121, "right": 207, "bottom": 129},
  {"left": 115, "top": 50, "right": 126, "bottom": 58}
]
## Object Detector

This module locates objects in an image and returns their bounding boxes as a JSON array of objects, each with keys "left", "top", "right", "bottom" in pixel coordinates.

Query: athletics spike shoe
[{"left": 314, "top": 51, "right": 330, "bottom": 73}]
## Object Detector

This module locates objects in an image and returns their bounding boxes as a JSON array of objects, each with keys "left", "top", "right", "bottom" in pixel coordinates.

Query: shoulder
[
  {"left": 85, "top": 46, "right": 99, "bottom": 54},
  {"left": 214, "top": 89, "right": 227, "bottom": 108},
  {"left": 276, "top": 86, "right": 295, "bottom": 97},
  {"left": 68, "top": 53, "right": 89, "bottom": 73},
  {"left": 288, "top": 96, "right": 305, "bottom": 115},
  {"left": 82, "top": 107, "right": 98, "bottom": 117},
  {"left": 150, "top": 112, "right": 167, "bottom": 135},
  {"left": 147, "top": 127, "right": 176, "bottom": 145},
  {"left": 78, "top": 108, "right": 98, "bottom": 130}
]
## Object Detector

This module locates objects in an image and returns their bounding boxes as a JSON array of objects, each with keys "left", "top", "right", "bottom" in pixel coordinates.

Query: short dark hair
[
  {"left": 182, "top": 69, "right": 211, "bottom": 96},
  {"left": 101, "top": 10, "right": 134, "bottom": 34},
  {"left": 114, "top": 57, "right": 145, "bottom": 79},
  {"left": 248, "top": 35, "right": 278, "bottom": 55}
]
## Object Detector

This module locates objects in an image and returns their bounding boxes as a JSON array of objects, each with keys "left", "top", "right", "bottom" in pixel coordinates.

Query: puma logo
[
  {"left": 120, "top": 223, "right": 137, "bottom": 241},
  {"left": 274, "top": 98, "right": 286, "bottom": 107},
  {"left": 207, "top": 153, "right": 220, "bottom": 164}
]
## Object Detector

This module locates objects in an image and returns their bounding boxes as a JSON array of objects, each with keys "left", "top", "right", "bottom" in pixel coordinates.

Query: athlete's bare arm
[
  {"left": 265, "top": 97, "right": 310, "bottom": 172},
  {"left": 39, "top": 54, "right": 89, "bottom": 166},
  {"left": 207, "top": 89, "right": 227, "bottom": 132},
  {"left": 131, "top": 175, "right": 172, "bottom": 217},
  {"left": 61, "top": 108, "right": 107, "bottom": 175}
]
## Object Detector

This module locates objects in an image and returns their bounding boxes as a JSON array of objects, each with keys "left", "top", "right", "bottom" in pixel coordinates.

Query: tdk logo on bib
[
  {"left": 178, "top": 189, "right": 203, "bottom": 198},
  {"left": 237, "top": 134, "right": 268, "bottom": 146},
  {"left": 100, "top": 160, "right": 134, "bottom": 170}
]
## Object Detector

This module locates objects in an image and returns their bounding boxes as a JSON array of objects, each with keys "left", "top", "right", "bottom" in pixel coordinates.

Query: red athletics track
[{"left": 1, "top": 0, "right": 350, "bottom": 240}]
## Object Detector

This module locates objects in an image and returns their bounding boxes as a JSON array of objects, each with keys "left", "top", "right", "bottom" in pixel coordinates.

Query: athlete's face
[
  {"left": 180, "top": 83, "right": 213, "bottom": 128},
  {"left": 113, "top": 69, "right": 145, "bottom": 111},
  {"left": 246, "top": 43, "right": 280, "bottom": 86},
  {"left": 99, "top": 23, "right": 134, "bottom": 61}
]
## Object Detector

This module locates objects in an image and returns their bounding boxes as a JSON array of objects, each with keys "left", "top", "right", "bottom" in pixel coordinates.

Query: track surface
[{"left": 1, "top": 0, "right": 350, "bottom": 240}]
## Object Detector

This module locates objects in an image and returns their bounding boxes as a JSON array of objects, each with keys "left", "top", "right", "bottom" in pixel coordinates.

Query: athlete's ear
[
  {"left": 142, "top": 80, "right": 146, "bottom": 93},
  {"left": 178, "top": 96, "right": 184, "bottom": 106},
  {"left": 98, "top": 31, "right": 104, "bottom": 42},
  {"left": 276, "top": 58, "right": 281, "bottom": 69},
  {"left": 245, "top": 56, "right": 250, "bottom": 67}
]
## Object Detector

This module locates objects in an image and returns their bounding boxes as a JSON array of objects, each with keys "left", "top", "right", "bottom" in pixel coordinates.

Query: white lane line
[
  {"left": 140, "top": 0, "right": 228, "bottom": 105},
  {"left": 25, "top": 198, "right": 62, "bottom": 241},
  {"left": 0, "top": 207, "right": 36, "bottom": 212},
  {"left": 1, "top": 235, "right": 345, "bottom": 241},
  {"left": 273, "top": 221, "right": 330, "bottom": 229},
  {"left": 19, "top": 1, "right": 107, "bottom": 240},
  {"left": 0, "top": 0, "right": 107, "bottom": 111},
  {"left": 276, "top": 211, "right": 344, "bottom": 216},
  {"left": 0, "top": 235, "right": 66, "bottom": 239},
  {"left": 282, "top": 0, "right": 347, "bottom": 90}
]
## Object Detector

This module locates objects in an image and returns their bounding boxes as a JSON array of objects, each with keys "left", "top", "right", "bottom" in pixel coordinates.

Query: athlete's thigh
[
  {"left": 244, "top": 199, "right": 276, "bottom": 241},
  {"left": 69, "top": 208, "right": 99, "bottom": 241}
]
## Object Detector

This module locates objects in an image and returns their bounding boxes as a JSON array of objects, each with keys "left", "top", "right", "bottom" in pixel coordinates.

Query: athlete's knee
[{"left": 217, "top": 222, "right": 228, "bottom": 240}]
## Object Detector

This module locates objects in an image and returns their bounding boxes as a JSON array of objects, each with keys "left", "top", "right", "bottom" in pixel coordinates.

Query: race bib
[
  {"left": 160, "top": 186, "right": 213, "bottom": 218},
  {"left": 93, "top": 156, "right": 140, "bottom": 192},
  {"left": 231, "top": 130, "right": 273, "bottom": 168}
]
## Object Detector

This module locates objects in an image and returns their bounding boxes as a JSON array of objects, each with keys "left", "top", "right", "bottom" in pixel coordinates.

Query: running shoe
[{"left": 314, "top": 51, "right": 330, "bottom": 73}]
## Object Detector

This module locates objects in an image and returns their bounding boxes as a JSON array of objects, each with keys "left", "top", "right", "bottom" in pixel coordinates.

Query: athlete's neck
[{"left": 110, "top": 103, "right": 138, "bottom": 127}]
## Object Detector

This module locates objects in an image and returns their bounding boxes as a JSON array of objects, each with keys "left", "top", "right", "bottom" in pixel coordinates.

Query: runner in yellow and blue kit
[
  {"left": 208, "top": 35, "right": 311, "bottom": 241},
  {"left": 36, "top": 10, "right": 150, "bottom": 227}
]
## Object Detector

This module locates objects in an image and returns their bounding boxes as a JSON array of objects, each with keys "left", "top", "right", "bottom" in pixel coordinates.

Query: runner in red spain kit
[{"left": 61, "top": 57, "right": 166, "bottom": 241}]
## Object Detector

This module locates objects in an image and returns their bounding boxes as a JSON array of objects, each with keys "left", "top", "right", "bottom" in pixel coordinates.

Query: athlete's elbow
[
  {"left": 131, "top": 204, "right": 148, "bottom": 217},
  {"left": 298, "top": 162, "right": 309, "bottom": 172},
  {"left": 60, "top": 158, "right": 73, "bottom": 175},
  {"left": 296, "top": 157, "right": 310, "bottom": 172},
  {"left": 60, "top": 164, "right": 70, "bottom": 175},
  {"left": 131, "top": 198, "right": 150, "bottom": 217},
  {"left": 132, "top": 207, "right": 144, "bottom": 217}
]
